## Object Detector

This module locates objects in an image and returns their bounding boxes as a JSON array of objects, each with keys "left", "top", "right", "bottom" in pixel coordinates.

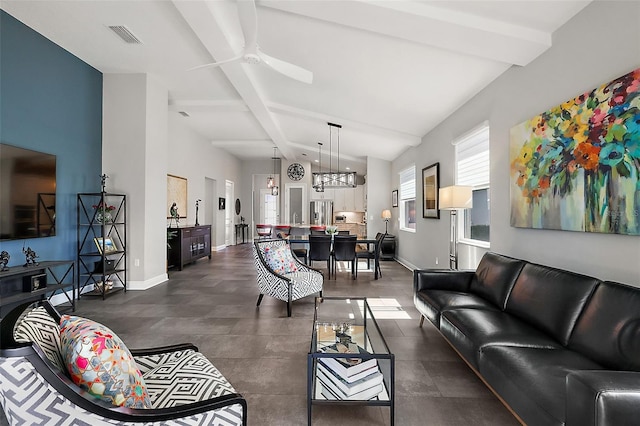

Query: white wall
[
  {"left": 366, "top": 157, "right": 392, "bottom": 238},
  {"left": 393, "top": 1, "right": 640, "bottom": 285},
  {"left": 167, "top": 115, "right": 241, "bottom": 249},
  {"left": 103, "top": 73, "right": 168, "bottom": 290}
]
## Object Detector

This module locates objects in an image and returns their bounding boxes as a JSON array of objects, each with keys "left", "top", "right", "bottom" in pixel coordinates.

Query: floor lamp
[{"left": 439, "top": 186, "right": 473, "bottom": 270}]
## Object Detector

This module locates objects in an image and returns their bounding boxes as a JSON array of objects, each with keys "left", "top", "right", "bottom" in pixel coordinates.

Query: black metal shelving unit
[{"left": 77, "top": 192, "right": 127, "bottom": 299}]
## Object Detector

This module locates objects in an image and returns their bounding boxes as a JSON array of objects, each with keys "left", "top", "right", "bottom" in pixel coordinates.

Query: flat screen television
[{"left": 0, "top": 143, "right": 56, "bottom": 240}]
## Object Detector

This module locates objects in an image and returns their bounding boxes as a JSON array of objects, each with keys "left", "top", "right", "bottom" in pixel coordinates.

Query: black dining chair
[
  {"left": 356, "top": 232, "right": 385, "bottom": 277},
  {"left": 308, "top": 235, "right": 332, "bottom": 276},
  {"left": 332, "top": 235, "right": 357, "bottom": 279},
  {"left": 337, "top": 230, "right": 350, "bottom": 235}
]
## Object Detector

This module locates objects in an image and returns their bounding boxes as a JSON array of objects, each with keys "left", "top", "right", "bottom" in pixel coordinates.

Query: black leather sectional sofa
[{"left": 413, "top": 252, "right": 640, "bottom": 425}]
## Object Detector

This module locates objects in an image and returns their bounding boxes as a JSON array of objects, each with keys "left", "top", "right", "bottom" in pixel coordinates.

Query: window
[
  {"left": 399, "top": 165, "right": 416, "bottom": 231},
  {"left": 454, "top": 124, "right": 490, "bottom": 244}
]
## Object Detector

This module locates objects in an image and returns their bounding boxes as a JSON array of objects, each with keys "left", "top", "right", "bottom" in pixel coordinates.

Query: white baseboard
[
  {"left": 128, "top": 273, "right": 168, "bottom": 290},
  {"left": 395, "top": 256, "right": 418, "bottom": 272},
  {"left": 213, "top": 244, "right": 227, "bottom": 251}
]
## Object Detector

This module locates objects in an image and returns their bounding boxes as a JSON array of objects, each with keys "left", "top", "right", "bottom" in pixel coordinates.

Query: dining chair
[
  {"left": 337, "top": 230, "right": 350, "bottom": 235},
  {"left": 309, "top": 225, "right": 326, "bottom": 235},
  {"left": 256, "top": 224, "right": 273, "bottom": 239},
  {"left": 332, "top": 235, "right": 357, "bottom": 279},
  {"left": 308, "top": 235, "right": 332, "bottom": 276},
  {"left": 356, "top": 232, "right": 385, "bottom": 277}
]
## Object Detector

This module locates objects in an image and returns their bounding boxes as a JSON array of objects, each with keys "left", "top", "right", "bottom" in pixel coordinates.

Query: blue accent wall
[{"left": 0, "top": 10, "right": 103, "bottom": 264}]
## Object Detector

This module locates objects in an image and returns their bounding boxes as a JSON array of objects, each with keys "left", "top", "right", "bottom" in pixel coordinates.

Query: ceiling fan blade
[
  {"left": 258, "top": 50, "right": 313, "bottom": 84},
  {"left": 237, "top": 0, "right": 258, "bottom": 53},
  {"left": 187, "top": 54, "right": 244, "bottom": 71}
]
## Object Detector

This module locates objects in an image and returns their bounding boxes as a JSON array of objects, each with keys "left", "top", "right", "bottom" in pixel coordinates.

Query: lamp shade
[
  {"left": 381, "top": 209, "right": 392, "bottom": 220},
  {"left": 439, "top": 185, "right": 473, "bottom": 210}
]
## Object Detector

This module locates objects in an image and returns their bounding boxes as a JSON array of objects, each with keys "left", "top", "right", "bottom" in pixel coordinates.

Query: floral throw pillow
[
  {"left": 59, "top": 315, "right": 151, "bottom": 409},
  {"left": 264, "top": 244, "right": 298, "bottom": 275}
]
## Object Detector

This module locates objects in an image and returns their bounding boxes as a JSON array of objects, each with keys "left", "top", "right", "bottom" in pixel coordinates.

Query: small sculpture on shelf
[
  {"left": 195, "top": 199, "right": 201, "bottom": 226},
  {"left": 100, "top": 173, "right": 109, "bottom": 193},
  {"left": 0, "top": 251, "right": 10, "bottom": 271},
  {"left": 22, "top": 246, "right": 39, "bottom": 267},
  {"left": 169, "top": 202, "right": 180, "bottom": 228}
]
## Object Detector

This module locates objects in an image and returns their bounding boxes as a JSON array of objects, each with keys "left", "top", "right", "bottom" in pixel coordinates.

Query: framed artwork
[
  {"left": 392, "top": 190, "right": 398, "bottom": 208},
  {"left": 510, "top": 67, "right": 640, "bottom": 235},
  {"left": 94, "top": 237, "right": 117, "bottom": 254},
  {"left": 422, "top": 162, "right": 440, "bottom": 219},
  {"left": 167, "top": 174, "right": 187, "bottom": 218},
  {"left": 218, "top": 197, "right": 226, "bottom": 210}
]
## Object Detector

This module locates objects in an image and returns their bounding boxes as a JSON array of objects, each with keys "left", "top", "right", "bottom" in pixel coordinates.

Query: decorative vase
[{"left": 96, "top": 211, "right": 112, "bottom": 224}]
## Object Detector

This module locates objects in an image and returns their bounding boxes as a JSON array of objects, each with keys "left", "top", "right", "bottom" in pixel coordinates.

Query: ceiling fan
[{"left": 189, "top": 0, "right": 313, "bottom": 84}]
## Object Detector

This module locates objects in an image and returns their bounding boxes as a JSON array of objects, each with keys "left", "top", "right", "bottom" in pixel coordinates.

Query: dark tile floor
[{"left": 2, "top": 244, "right": 519, "bottom": 426}]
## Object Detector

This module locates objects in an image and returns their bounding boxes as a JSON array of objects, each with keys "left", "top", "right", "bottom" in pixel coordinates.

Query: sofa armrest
[
  {"left": 413, "top": 269, "right": 474, "bottom": 293},
  {"left": 566, "top": 370, "right": 640, "bottom": 426}
]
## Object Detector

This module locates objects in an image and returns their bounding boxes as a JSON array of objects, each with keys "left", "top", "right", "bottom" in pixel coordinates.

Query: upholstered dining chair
[
  {"left": 332, "top": 235, "right": 357, "bottom": 279},
  {"left": 308, "top": 235, "right": 332, "bottom": 276},
  {"left": 256, "top": 224, "right": 273, "bottom": 239},
  {"left": 356, "top": 232, "right": 385, "bottom": 278},
  {"left": 253, "top": 239, "right": 323, "bottom": 317}
]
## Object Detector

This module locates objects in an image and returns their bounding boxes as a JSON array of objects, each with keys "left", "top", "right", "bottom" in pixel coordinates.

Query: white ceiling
[{"left": 1, "top": 0, "right": 591, "bottom": 175}]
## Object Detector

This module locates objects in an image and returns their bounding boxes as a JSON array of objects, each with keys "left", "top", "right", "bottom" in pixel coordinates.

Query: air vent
[
  {"left": 178, "top": 111, "right": 190, "bottom": 117},
  {"left": 108, "top": 25, "right": 142, "bottom": 44}
]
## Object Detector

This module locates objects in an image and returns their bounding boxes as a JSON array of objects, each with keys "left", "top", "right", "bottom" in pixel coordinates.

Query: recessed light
[
  {"left": 314, "top": 159, "right": 319, "bottom": 163},
  {"left": 346, "top": 167, "right": 350, "bottom": 170}
]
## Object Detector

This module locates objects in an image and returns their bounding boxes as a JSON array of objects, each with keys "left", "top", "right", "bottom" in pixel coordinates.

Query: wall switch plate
[
  {"left": 435, "top": 257, "right": 439, "bottom": 265},
  {"left": 134, "top": 259, "right": 140, "bottom": 267}
]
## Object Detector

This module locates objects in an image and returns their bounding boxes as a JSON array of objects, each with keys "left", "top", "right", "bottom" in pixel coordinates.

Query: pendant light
[
  {"left": 271, "top": 147, "right": 279, "bottom": 196},
  {"left": 313, "top": 122, "right": 356, "bottom": 191}
]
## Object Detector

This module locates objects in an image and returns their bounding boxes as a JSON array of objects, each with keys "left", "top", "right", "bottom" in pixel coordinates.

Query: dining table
[{"left": 287, "top": 235, "right": 379, "bottom": 279}]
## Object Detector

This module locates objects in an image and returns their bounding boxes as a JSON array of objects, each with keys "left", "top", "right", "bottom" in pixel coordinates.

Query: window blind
[
  {"left": 399, "top": 166, "right": 415, "bottom": 200},
  {"left": 455, "top": 126, "right": 489, "bottom": 187}
]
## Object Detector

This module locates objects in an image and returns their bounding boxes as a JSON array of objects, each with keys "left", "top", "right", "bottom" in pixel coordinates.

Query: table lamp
[
  {"left": 381, "top": 209, "right": 392, "bottom": 234},
  {"left": 439, "top": 186, "right": 473, "bottom": 270}
]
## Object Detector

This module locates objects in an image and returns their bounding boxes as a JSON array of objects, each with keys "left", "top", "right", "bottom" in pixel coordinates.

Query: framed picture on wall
[
  {"left": 392, "top": 190, "right": 398, "bottom": 208},
  {"left": 167, "top": 174, "right": 187, "bottom": 218},
  {"left": 422, "top": 162, "right": 440, "bottom": 219},
  {"left": 218, "top": 197, "right": 226, "bottom": 210}
]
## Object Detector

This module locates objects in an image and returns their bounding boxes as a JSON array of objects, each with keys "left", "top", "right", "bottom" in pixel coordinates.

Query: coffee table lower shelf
[{"left": 307, "top": 355, "right": 394, "bottom": 425}]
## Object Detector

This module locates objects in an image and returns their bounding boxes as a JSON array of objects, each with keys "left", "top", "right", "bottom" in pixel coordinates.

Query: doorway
[
  {"left": 205, "top": 178, "right": 216, "bottom": 249},
  {"left": 225, "top": 180, "right": 234, "bottom": 246},
  {"left": 259, "top": 189, "right": 278, "bottom": 228}
]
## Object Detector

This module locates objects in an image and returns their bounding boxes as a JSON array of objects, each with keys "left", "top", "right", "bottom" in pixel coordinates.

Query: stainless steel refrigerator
[{"left": 310, "top": 201, "right": 333, "bottom": 226}]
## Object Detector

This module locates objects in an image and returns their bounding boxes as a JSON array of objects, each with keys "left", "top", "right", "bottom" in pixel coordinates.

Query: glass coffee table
[{"left": 307, "top": 297, "right": 394, "bottom": 425}]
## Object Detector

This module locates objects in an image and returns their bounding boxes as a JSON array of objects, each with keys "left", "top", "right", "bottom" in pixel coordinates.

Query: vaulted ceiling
[{"left": 2, "top": 0, "right": 591, "bottom": 174}]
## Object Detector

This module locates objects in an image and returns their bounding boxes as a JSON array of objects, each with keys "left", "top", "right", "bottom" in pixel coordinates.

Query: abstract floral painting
[{"left": 510, "top": 68, "right": 640, "bottom": 235}]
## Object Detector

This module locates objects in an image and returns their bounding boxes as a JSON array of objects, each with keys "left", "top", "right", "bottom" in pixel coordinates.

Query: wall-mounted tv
[{"left": 0, "top": 143, "right": 56, "bottom": 240}]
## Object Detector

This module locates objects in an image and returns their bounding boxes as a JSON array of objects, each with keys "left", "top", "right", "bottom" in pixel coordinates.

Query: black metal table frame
[
  {"left": 307, "top": 296, "right": 394, "bottom": 425},
  {"left": 0, "top": 260, "right": 76, "bottom": 315},
  {"left": 235, "top": 223, "right": 249, "bottom": 244}
]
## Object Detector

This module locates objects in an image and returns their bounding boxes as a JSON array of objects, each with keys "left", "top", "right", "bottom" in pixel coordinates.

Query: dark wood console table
[
  {"left": 0, "top": 260, "right": 75, "bottom": 316},
  {"left": 167, "top": 225, "right": 212, "bottom": 270}
]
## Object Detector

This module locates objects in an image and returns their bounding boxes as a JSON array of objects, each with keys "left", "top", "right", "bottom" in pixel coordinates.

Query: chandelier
[
  {"left": 270, "top": 147, "right": 279, "bottom": 196},
  {"left": 312, "top": 122, "right": 356, "bottom": 192}
]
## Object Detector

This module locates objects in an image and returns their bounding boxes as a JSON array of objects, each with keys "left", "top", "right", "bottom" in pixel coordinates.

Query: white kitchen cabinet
[
  {"left": 310, "top": 187, "right": 333, "bottom": 201},
  {"left": 354, "top": 185, "right": 365, "bottom": 212}
]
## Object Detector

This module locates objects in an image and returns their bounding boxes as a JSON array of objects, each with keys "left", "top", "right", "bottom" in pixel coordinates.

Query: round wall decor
[{"left": 287, "top": 163, "right": 305, "bottom": 181}]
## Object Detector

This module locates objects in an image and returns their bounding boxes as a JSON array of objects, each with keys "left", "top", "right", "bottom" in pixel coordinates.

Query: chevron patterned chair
[
  {"left": 0, "top": 301, "right": 247, "bottom": 426},
  {"left": 253, "top": 239, "right": 323, "bottom": 317}
]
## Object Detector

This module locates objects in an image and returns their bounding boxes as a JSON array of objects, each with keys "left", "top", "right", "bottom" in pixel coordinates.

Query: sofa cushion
[
  {"left": 568, "top": 281, "right": 640, "bottom": 371},
  {"left": 479, "top": 345, "right": 603, "bottom": 426},
  {"left": 505, "top": 263, "right": 599, "bottom": 346},
  {"left": 264, "top": 243, "right": 298, "bottom": 275},
  {"left": 469, "top": 253, "right": 525, "bottom": 310},
  {"left": 415, "top": 290, "right": 499, "bottom": 328},
  {"left": 440, "top": 308, "right": 562, "bottom": 368},
  {"left": 13, "top": 306, "right": 65, "bottom": 371},
  {"left": 143, "top": 351, "right": 236, "bottom": 409},
  {"left": 59, "top": 315, "right": 152, "bottom": 408}
]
